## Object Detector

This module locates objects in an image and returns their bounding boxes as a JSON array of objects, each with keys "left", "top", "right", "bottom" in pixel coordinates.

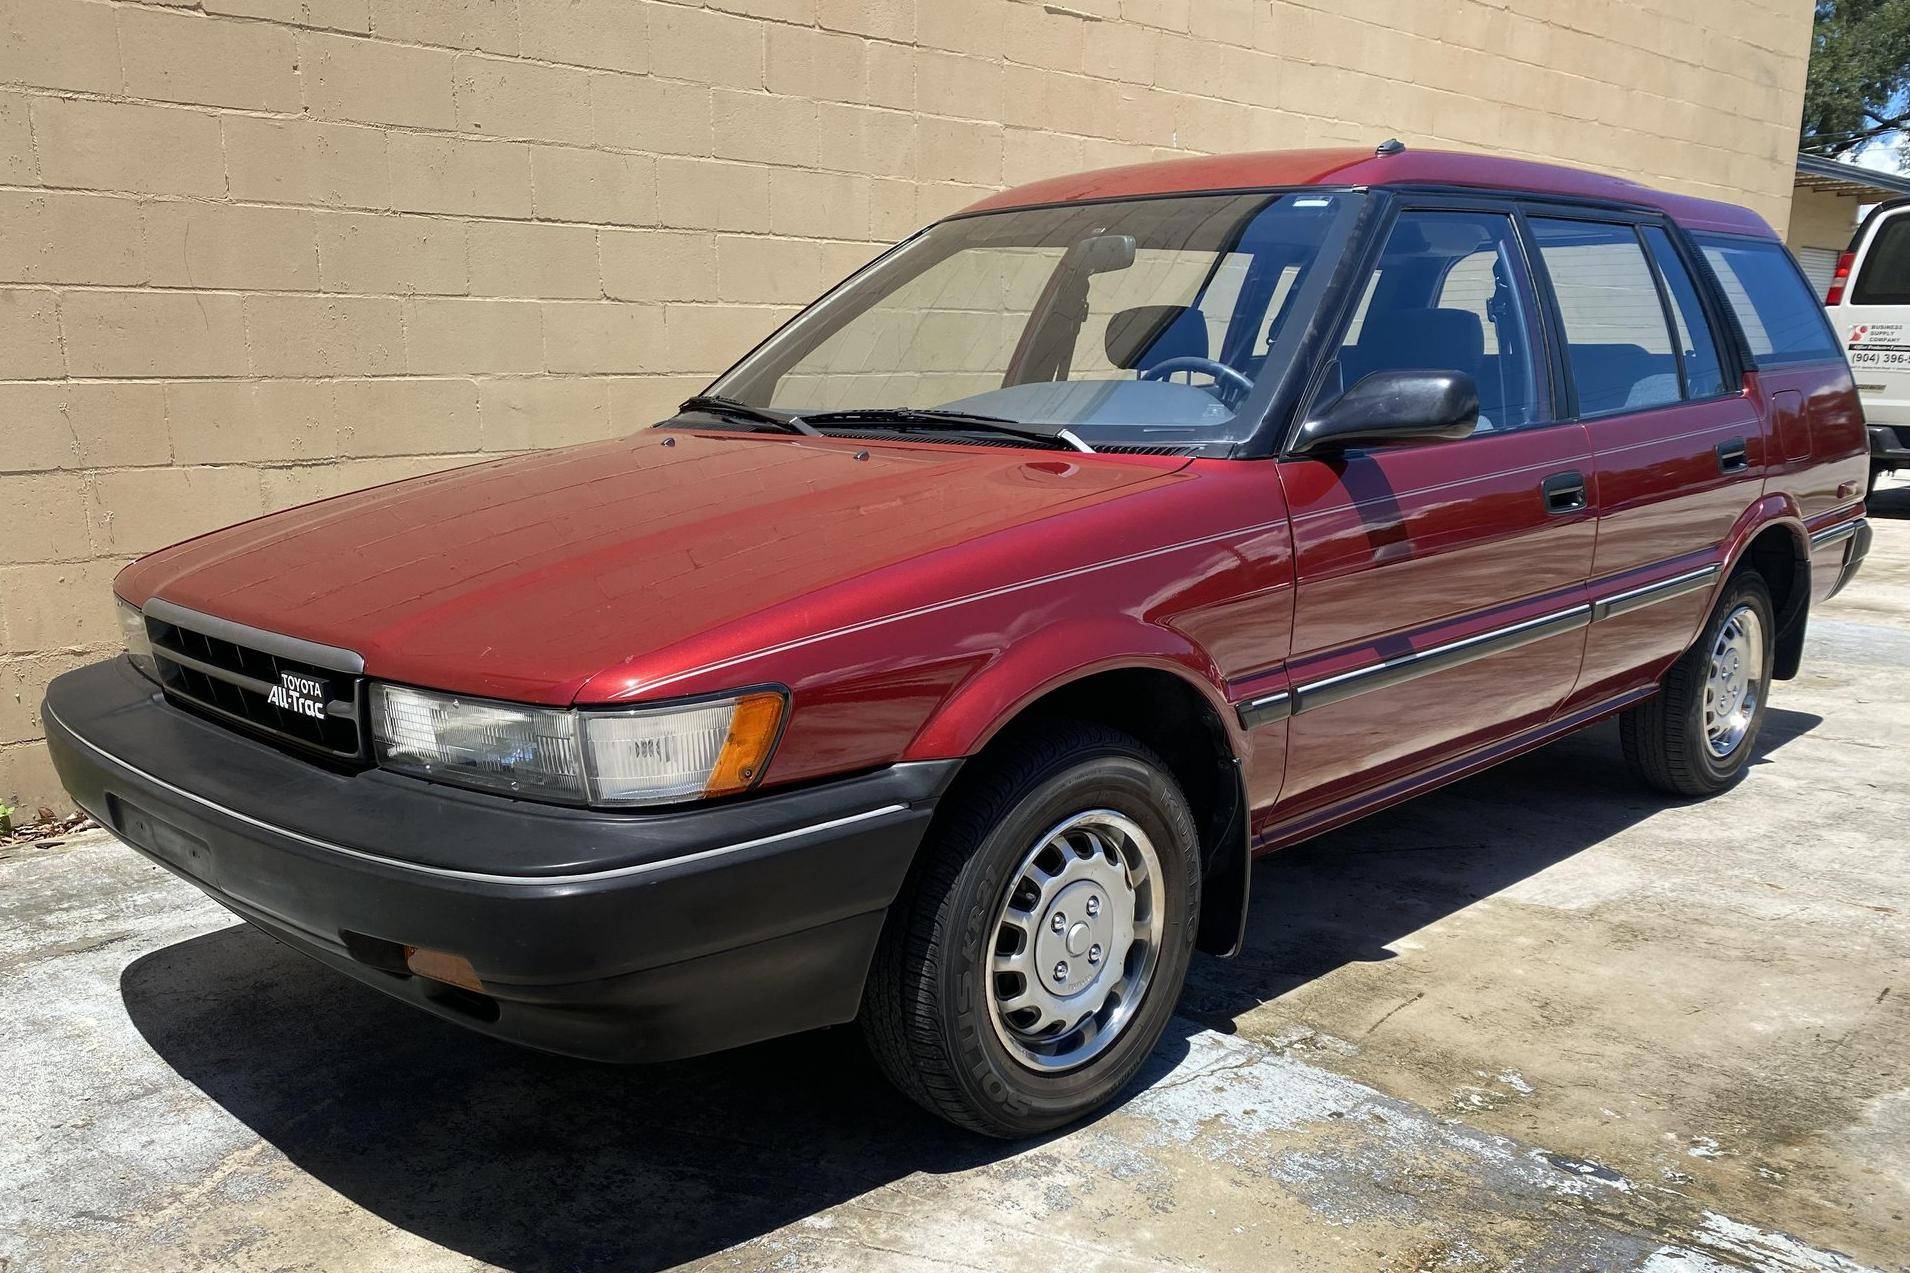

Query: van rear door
[{"left": 1830, "top": 201, "right": 1910, "bottom": 455}]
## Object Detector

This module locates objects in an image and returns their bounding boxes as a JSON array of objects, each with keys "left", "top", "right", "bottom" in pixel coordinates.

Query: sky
[{"left": 1846, "top": 87, "right": 1910, "bottom": 173}]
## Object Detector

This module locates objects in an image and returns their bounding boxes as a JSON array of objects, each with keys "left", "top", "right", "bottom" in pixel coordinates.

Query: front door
[{"left": 1267, "top": 206, "right": 1596, "bottom": 837}]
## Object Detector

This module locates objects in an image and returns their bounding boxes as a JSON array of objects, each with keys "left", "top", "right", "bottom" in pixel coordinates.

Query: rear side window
[
  {"left": 1640, "top": 226, "right": 1728, "bottom": 398},
  {"left": 1853, "top": 214, "right": 1910, "bottom": 305},
  {"left": 1529, "top": 218, "right": 1680, "bottom": 417},
  {"left": 1696, "top": 234, "right": 1841, "bottom": 365}
]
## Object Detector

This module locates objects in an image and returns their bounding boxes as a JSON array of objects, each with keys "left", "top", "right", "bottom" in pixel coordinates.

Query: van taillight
[{"left": 1826, "top": 250, "right": 1854, "bottom": 305}]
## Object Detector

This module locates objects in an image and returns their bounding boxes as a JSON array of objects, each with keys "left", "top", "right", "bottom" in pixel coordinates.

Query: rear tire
[
  {"left": 860, "top": 721, "right": 1199, "bottom": 1138},
  {"left": 1620, "top": 571, "right": 1774, "bottom": 798}
]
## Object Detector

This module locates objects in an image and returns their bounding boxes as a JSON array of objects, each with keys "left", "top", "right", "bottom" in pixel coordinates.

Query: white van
[{"left": 1824, "top": 195, "right": 1910, "bottom": 490}]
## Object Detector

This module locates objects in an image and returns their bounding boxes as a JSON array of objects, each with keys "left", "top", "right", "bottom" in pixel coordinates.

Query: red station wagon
[{"left": 47, "top": 146, "right": 1873, "bottom": 1136}]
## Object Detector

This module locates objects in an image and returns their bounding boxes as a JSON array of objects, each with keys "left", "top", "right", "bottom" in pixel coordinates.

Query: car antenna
[{"left": 1376, "top": 138, "right": 1406, "bottom": 157}]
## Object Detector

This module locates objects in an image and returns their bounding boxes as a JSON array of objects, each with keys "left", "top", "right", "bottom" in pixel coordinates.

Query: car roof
[{"left": 959, "top": 147, "right": 1773, "bottom": 238}]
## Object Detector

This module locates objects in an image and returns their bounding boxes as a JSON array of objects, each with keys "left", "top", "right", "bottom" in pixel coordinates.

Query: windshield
[{"left": 705, "top": 191, "right": 1362, "bottom": 450}]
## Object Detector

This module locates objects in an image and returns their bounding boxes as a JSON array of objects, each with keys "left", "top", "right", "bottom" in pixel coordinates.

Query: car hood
[{"left": 119, "top": 430, "right": 1189, "bottom": 704}]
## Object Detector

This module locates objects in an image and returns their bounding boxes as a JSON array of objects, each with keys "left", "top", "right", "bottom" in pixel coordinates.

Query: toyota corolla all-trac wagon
[{"left": 47, "top": 147, "right": 1871, "bottom": 1136}]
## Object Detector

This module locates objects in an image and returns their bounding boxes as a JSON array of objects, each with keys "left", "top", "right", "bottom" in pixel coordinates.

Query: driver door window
[{"left": 1328, "top": 211, "right": 1546, "bottom": 433}]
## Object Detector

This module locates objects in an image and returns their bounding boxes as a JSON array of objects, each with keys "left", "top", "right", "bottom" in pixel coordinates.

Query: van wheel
[
  {"left": 860, "top": 722, "right": 1199, "bottom": 1138},
  {"left": 1619, "top": 571, "right": 1775, "bottom": 798}
]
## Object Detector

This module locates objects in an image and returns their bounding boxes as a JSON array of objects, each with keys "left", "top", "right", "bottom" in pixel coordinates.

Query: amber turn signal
[
  {"left": 403, "top": 945, "right": 484, "bottom": 992},
  {"left": 704, "top": 691, "right": 786, "bottom": 797}
]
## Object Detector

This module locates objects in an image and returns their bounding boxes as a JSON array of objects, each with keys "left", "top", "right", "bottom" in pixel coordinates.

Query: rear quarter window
[{"left": 1695, "top": 233, "right": 1841, "bottom": 366}]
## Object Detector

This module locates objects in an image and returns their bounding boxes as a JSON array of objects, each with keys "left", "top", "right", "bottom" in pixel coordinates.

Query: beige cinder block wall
[
  {"left": 0, "top": 0, "right": 1813, "bottom": 816},
  {"left": 1788, "top": 185, "right": 1862, "bottom": 256}
]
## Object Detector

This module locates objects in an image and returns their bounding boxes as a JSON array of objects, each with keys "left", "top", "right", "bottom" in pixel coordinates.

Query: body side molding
[
  {"left": 1294, "top": 604, "right": 1592, "bottom": 713},
  {"left": 1234, "top": 690, "right": 1292, "bottom": 729},
  {"left": 1590, "top": 565, "right": 1720, "bottom": 622},
  {"left": 1809, "top": 517, "right": 1865, "bottom": 549},
  {"left": 1234, "top": 553, "right": 1756, "bottom": 728},
  {"left": 1234, "top": 603, "right": 1591, "bottom": 727}
]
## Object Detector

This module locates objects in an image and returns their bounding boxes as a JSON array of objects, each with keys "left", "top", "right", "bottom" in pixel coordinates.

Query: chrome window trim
[
  {"left": 47, "top": 701, "right": 908, "bottom": 887},
  {"left": 1236, "top": 557, "right": 1740, "bottom": 726}
]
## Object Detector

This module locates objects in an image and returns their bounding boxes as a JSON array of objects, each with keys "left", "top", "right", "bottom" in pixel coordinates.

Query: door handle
[
  {"left": 1541, "top": 470, "right": 1587, "bottom": 515},
  {"left": 1717, "top": 438, "right": 1749, "bottom": 472}
]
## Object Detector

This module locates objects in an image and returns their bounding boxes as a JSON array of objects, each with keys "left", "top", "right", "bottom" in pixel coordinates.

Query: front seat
[
  {"left": 1105, "top": 304, "right": 1209, "bottom": 374},
  {"left": 1345, "top": 307, "right": 1491, "bottom": 428}
]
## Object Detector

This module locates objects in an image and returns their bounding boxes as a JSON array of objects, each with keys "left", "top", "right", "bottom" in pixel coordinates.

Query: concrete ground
[{"left": 4, "top": 482, "right": 1907, "bottom": 1273}]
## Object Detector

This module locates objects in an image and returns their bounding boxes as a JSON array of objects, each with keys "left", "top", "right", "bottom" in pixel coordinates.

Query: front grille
[{"left": 146, "top": 612, "right": 366, "bottom": 763}]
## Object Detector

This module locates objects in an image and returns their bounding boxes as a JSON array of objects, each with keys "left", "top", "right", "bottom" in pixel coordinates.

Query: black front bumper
[{"left": 45, "top": 658, "right": 957, "bottom": 1062}]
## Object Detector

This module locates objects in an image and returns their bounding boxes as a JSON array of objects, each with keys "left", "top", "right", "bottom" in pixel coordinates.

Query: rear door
[
  {"left": 1269, "top": 202, "right": 1595, "bottom": 833},
  {"left": 1699, "top": 231, "right": 1869, "bottom": 604},
  {"left": 1523, "top": 212, "right": 1766, "bottom": 710}
]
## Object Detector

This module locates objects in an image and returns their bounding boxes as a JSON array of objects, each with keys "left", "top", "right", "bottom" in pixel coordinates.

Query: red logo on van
[{"left": 1851, "top": 325, "right": 1869, "bottom": 343}]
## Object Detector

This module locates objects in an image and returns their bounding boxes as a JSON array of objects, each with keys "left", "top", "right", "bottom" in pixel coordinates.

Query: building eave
[{"left": 1796, "top": 153, "right": 1910, "bottom": 200}]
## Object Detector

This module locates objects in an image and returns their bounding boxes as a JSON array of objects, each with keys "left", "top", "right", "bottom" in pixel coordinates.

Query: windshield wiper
[
  {"left": 800, "top": 407, "right": 1093, "bottom": 453},
  {"left": 675, "top": 394, "right": 823, "bottom": 437}
]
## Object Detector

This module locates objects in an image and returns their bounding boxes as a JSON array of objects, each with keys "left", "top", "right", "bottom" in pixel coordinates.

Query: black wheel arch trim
[{"left": 1194, "top": 755, "right": 1251, "bottom": 958}]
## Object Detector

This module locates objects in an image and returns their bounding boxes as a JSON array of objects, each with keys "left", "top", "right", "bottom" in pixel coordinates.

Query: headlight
[
  {"left": 368, "top": 683, "right": 785, "bottom": 808},
  {"left": 370, "top": 685, "right": 586, "bottom": 803},
  {"left": 116, "top": 597, "right": 158, "bottom": 681}
]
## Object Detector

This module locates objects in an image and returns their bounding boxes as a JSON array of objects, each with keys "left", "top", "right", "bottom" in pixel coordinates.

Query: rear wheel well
[
  {"left": 951, "top": 668, "right": 1247, "bottom": 956},
  {"left": 1737, "top": 525, "right": 1808, "bottom": 680}
]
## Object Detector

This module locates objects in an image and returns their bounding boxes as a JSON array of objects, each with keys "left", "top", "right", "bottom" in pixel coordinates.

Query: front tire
[
  {"left": 1620, "top": 570, "right": 1775, "bottom": 797},
  {"left": 860, "top": 722, "right": 1199, "bottom": 1138}
]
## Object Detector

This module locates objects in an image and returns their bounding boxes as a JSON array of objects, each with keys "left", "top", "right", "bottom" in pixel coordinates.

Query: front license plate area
[{"left": 107, "top": 793, "right": 216, "bottom": 884}]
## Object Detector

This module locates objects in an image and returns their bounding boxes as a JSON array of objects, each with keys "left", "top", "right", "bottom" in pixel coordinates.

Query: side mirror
[{"left": 1289, "top": 369, "right": 1480, "bottom": 455}]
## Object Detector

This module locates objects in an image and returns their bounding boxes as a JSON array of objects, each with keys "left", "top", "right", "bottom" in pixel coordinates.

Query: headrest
[
  {"left": 1354, "top": 308, "right": 1484, "bottom": 374},
  {"left": 1105, "top": 305, "right": 1208, "bottom": 371}
]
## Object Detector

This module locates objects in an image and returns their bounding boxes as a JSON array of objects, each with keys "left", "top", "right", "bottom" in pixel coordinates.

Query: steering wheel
[{"left": 1138, "top": 356, "right": 1256, "bottom": 405}]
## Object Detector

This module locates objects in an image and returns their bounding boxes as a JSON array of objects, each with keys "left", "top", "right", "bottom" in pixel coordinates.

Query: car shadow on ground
[
  {"left": 1177, "top": 710, "right": 1816, "bottom": 1027},
  {"left": 119, "top": 711, "right": 1818, "bottom": 1272},
  {"left": 1865, "top": 477, "right": 1909, "bottom": 520}
]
